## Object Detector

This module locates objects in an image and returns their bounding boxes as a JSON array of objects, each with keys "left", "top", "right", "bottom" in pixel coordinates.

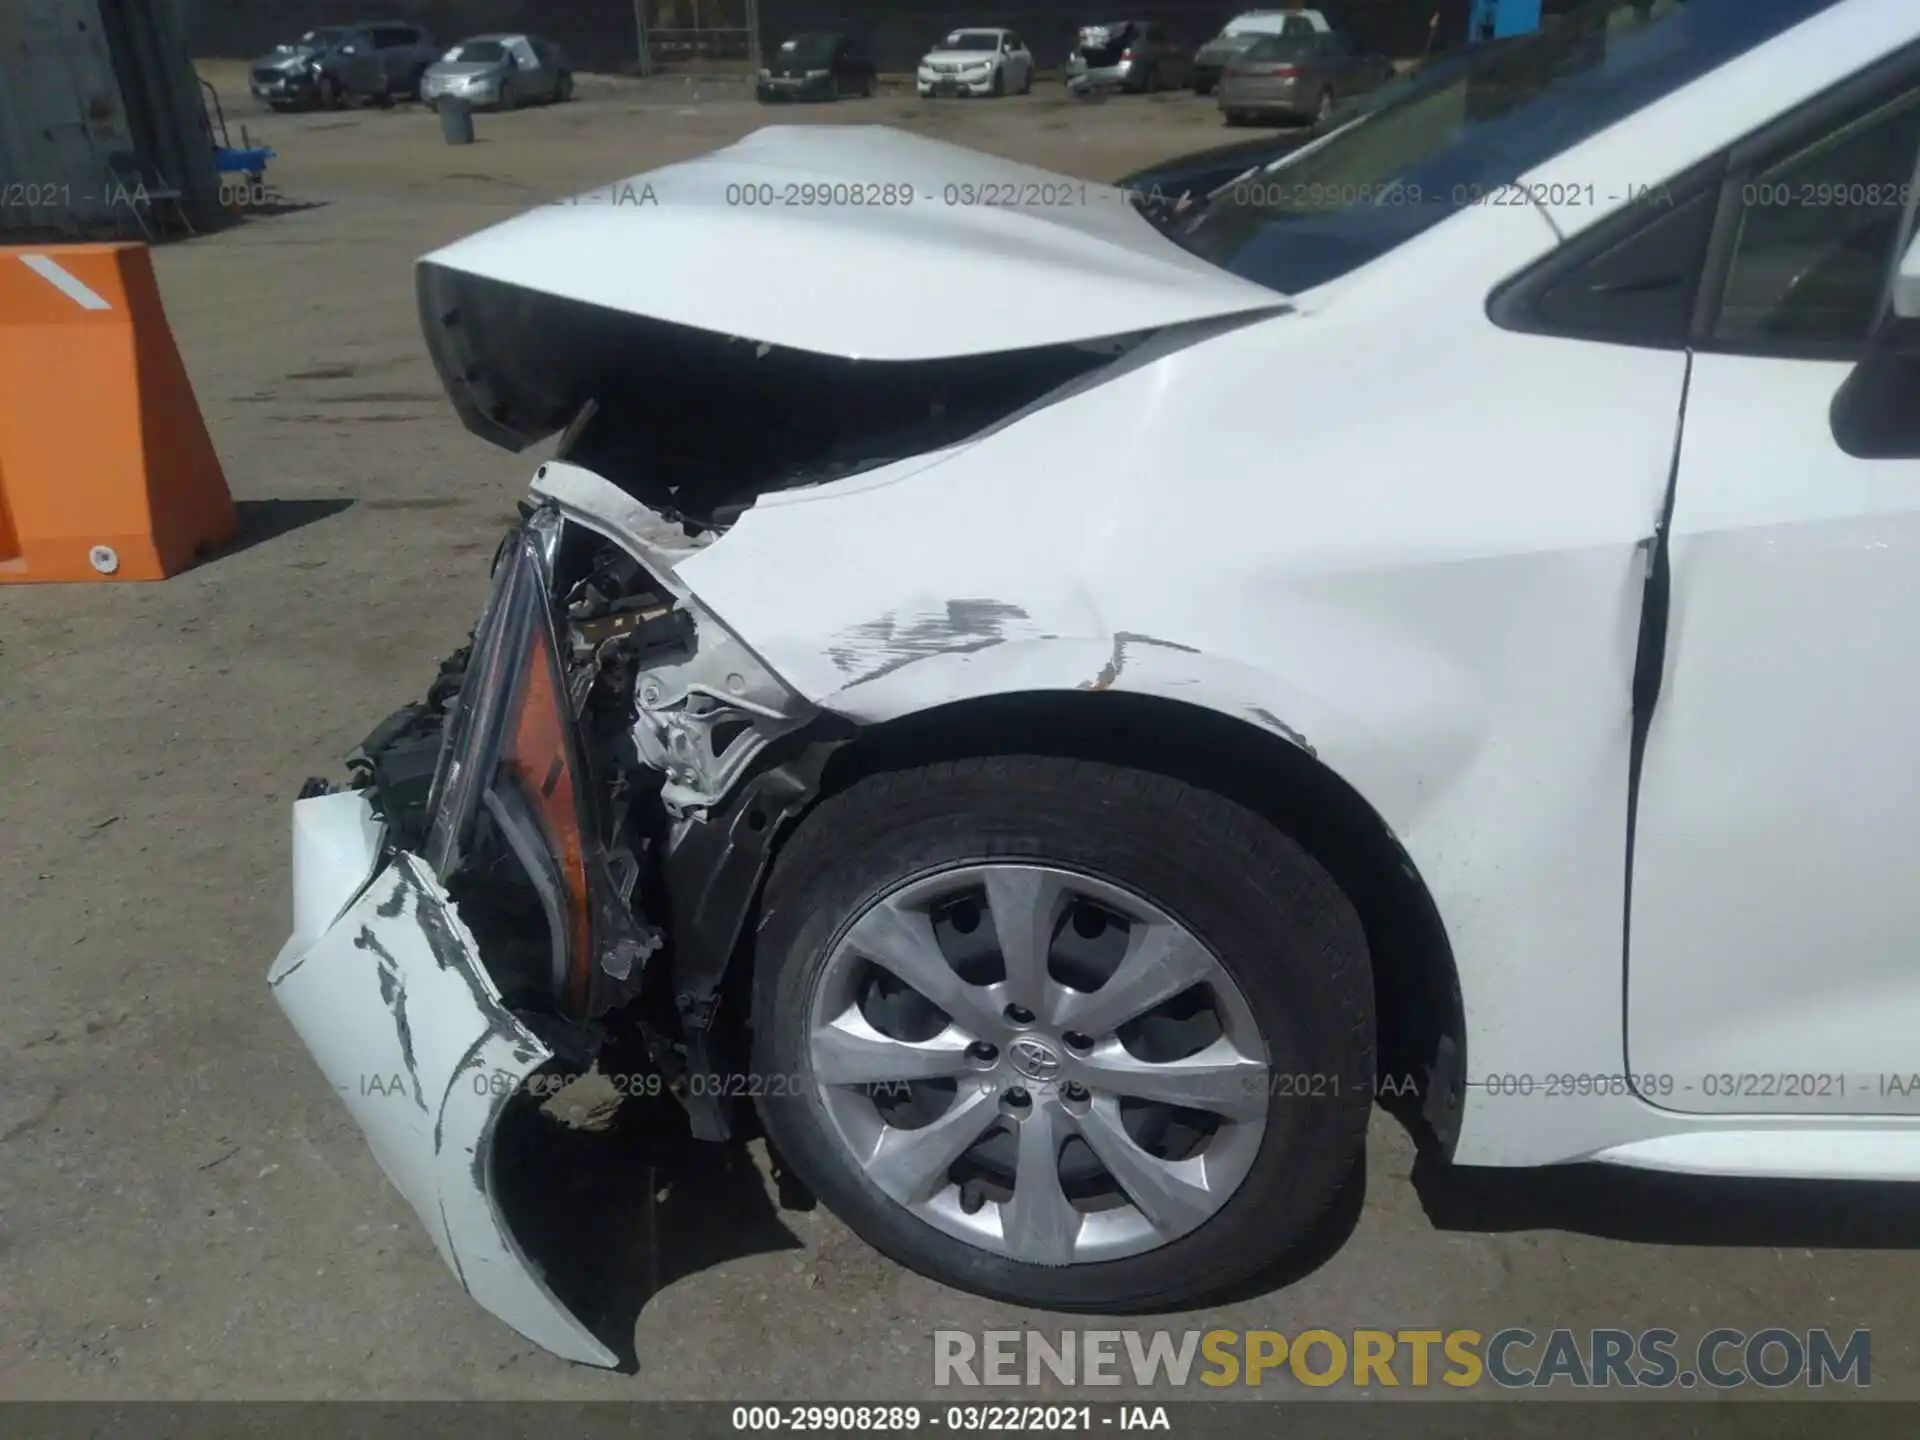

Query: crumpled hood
[{"left": 415, "top": 124, "right": 1288, "bottom": 365}]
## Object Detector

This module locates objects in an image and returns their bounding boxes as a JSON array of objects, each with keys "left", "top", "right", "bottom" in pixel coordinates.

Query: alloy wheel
[{"left": 806, "top": 863, "right": 1271, "bottom": 1265}]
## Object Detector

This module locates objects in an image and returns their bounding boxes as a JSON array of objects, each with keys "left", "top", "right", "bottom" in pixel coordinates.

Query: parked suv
[
  {"left": 249, "top": 22, "right": 438, "bottom": 109},
  {"left": 1065, "top": 21, "right": 1190, "bottom": 93}
]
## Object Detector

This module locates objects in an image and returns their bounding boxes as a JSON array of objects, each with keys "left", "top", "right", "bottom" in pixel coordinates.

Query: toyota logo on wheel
[{"left": 1008, "top": 1036, "right": 1063, "bottom": 1082}]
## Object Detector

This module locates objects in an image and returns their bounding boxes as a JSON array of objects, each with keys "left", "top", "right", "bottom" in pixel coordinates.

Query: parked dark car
[
  {"left": 249, "top": 22, "right": 440, "bottom": 110},
  {"left": 1218, "top": 29, "right": 1397, "bottom": 126},
  {"left": 758, "top": 32, "right": 877, "bottom": 101},
  {"left": 1064, "top": 21, "right": 1189, "bottom": 93}
]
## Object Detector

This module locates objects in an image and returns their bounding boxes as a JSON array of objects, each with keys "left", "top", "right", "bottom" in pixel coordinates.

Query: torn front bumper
[{"left": 267, "top": 789, "right": 618, "bottom": 1368}]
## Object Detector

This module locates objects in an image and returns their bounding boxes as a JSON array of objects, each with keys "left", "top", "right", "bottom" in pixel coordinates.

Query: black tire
[
  {"left": 1223, "top": 110, "right": 1248, "bottom": 127},
  {"left": 991, "top": 67, "right": 1005, "bottom": 97},
  {"left": 557, "top": 72, "right": 575, "bottom": 102},
  {"left": 318, "top": 74, "right": 343, "bottom": 109},
  {"left": 750, "top": 756, "right": 1374, "bottom": 1311},
  {"left": 1193, "top": 75, "right": 1216, "bottom": 96},
  {"left": 498, "top": 78, "right": 516, "bottom": 111},
  {"left": 408, "top": 66, "right": 428, "bottom": 103}
]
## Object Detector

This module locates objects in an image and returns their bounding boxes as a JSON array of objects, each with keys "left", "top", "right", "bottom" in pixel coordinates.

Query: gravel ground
[{"left": 0, "top": 69, "right": 1915, "bottom": 1408}]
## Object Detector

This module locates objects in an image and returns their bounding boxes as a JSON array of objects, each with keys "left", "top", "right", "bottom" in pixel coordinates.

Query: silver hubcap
[{"left": 807, "top": 864, "right": 1270, "bottom": 1265}]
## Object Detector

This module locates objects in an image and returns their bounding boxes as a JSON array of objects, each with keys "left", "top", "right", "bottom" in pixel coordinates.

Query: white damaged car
[{"left": 273, "top": 0, "right": 1920, "bottom": 1366}]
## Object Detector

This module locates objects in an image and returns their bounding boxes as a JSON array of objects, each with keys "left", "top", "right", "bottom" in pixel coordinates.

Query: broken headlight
[{"left": 423, "top": 507, "right": 658, "bottom": 1016}]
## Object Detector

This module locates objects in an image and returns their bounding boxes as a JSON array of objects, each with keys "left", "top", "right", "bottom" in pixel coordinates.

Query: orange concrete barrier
[{"left": 0, "top": 243, "right": 235, "bottom": 583}]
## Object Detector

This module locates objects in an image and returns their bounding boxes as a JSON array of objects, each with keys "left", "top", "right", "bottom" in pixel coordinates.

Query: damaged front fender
[{"left": 268, "top": 810, "right": 618, "bottom": 1368}]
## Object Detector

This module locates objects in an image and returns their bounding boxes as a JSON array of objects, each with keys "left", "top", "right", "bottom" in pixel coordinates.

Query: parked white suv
[{"left": 274, "top": 0, "right": 1920, "bottom": 1366}]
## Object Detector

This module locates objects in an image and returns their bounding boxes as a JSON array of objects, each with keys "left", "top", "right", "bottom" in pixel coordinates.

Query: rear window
[
  {"left": 1223, "top": 14, "right": 1288, "bottom": 38},
  {"left": 1244, "top": 35, "right": 1315, "bottom": 61}
]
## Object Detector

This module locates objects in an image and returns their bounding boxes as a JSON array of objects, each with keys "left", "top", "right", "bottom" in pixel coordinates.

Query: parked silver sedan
[
  {"left": 421, "top": 34, "right": 573, "bottom": 110},
  {"left": 1218, "top": 28, "right": 1395, "bottom": 126}
]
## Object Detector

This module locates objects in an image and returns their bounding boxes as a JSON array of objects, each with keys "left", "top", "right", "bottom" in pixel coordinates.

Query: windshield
[
  {"left": 780, "top": 34, "right": 838, "bottom": 63},
  {"left": 943, "top": 33, "right": 1001, "bottom": 52},
  {"left": 446, "top": 40, "right": 508, "bottom": 63},
  {"left": 294, "top": 28, "right": 347, "bottom": 50},
  {"left": 1169, "top": 0, "right": 1850, "bottom": 295}
]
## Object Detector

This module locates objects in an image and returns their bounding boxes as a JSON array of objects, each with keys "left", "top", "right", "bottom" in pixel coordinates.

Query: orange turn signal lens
[{"left": 500, "top": 611, "right": 593, "bottom": 1014}]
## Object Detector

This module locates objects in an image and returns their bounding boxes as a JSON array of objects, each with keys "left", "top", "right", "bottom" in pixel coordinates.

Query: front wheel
[
  {"left": 556, "top": 71, "right": 575, "bottom": 102},
  {"left": 990, "top": 67, "right": 1005, "bottom": 97},
  {"left": 751, "top": 757, "right": 1374, "bottom": 1310}
]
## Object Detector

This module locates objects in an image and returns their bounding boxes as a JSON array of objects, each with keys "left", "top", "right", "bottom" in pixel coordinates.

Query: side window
[
  {"left": 1489, "top": 161, "right": 1722, "bottom": 350},
  {"left": 373, "top": 27, "right": 412, "bottom": 50},
  {"left": 1709, "top": 86, "right": 1920, "bottom": 354},
  {"left": 1004, "top": 33, "right": 1023, "bottom": 53},
  {"left": 1284, "top": 16, "right": 1313, "bottom": 36}
]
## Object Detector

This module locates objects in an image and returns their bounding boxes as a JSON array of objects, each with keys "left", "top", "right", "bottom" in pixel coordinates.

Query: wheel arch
[{"left": 737, "top": 686, "right": 1466, "bottom": 1155}]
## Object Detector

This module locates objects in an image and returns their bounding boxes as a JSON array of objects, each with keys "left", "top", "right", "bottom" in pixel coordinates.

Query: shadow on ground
[
  {"left": 493, "top": 1077, "right": 803, "bottom": 1371},
  {"left": 210, "top": 497, "right": 355, "bottom": 563}
]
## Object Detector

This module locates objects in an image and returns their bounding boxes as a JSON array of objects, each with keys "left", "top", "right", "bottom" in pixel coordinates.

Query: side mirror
[
  {"left": 1830, "top": 233, "right": 1920, "bottom": 459},
  {"left": 1895, "top": 232, "right": 1920, "bottom": 320}
]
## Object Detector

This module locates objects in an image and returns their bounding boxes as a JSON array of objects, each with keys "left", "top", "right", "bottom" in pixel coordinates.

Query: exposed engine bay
[{"left": 336, "top": 470, "right": 842, "bottom": 1138}]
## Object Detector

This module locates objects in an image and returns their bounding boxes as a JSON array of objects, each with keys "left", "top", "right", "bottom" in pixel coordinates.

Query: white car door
[{"left": 1628, "top": 65, "right": 1920, "bottom": 1115}]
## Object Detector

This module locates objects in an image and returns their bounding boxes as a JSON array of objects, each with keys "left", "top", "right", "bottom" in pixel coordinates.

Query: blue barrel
[{"left": 439, "top": 98, "right": 474, "bottom": 145}]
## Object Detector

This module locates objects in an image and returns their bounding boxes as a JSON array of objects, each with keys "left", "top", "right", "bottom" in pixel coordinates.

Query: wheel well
[{"left": 779, "top": 688, "right": 1466, "bottom": 1154}]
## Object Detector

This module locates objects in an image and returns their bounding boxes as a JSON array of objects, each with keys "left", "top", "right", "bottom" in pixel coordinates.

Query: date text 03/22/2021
[
  {"left": 349, "top": 1068, "right": 1920, "bottom": 1106},
  {"left": 730, "top": 1405, "right": 1172, "bottom": 1433}
]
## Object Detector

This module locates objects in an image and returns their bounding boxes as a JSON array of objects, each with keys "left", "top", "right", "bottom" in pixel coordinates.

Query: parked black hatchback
[{"left": 757, "top": 32, "right": 877, "bottom": 101}]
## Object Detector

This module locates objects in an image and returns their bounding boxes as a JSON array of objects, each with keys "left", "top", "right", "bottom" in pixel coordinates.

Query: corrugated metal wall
[
  {"left": 0, "top": 0, "right": 136, "bottom": 232},
  {"left": 1, "top": 0, "right": 220, "bottom": 237}
]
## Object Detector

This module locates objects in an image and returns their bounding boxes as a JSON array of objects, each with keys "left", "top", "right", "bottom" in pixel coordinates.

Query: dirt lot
[{"left": 2, "top": 70, "right": 1919, "bottom": 1405}]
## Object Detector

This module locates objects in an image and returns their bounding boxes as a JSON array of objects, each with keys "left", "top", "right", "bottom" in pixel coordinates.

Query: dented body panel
[
  {"left": 418, "top": 125, "right": 1290, "bottom": 373},
  {"left": 670, "top": 196, "right": 1695, "bottom": 1167},
  {"left": 269, "top": 800, "right": 618, "bottom": 1367}
]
